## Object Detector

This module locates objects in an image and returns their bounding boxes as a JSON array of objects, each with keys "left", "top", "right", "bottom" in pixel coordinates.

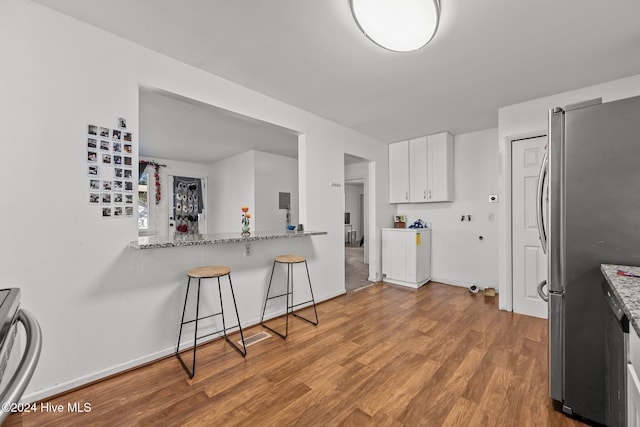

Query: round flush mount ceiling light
[{"left": 350, "top": 0, "right": 440, "bottom": 52}]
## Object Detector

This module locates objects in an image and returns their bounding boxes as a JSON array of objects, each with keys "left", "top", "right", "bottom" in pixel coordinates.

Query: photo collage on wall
[{"left": 87, "top": 117, "right": 135, "bottom": 218}]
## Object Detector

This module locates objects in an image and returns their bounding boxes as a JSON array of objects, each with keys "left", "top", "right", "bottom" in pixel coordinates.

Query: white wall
[
  {"left": 497, "top": 73, "right": 640, "bottom": 310},
  {"left": 398, "top": 128, "right": 499, "bottom": 289},
  {"left": 0, "top": 0, "right": 388, "bottom": 401},
  {"left": 254, "top": 151, "right": 298, "bottom": 231},
  {"left": 208, "top": 151, "right": 255, "bottom": 233}
]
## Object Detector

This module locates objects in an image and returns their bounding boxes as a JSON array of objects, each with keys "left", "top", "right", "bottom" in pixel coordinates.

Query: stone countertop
[
  {"left": 601, "top": 264, "right": 640, "bottom": 335},
  {"left": 130, "top": 230, "right": 327, "bottom": 250}
]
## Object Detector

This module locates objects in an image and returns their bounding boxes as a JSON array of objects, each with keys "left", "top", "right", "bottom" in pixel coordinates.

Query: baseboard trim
[
  {"left": 22, "top": 289, "right": 346, "bottom": 404},
  {"left": 431, "top": 277, "right": 498, "bottom": 293}
]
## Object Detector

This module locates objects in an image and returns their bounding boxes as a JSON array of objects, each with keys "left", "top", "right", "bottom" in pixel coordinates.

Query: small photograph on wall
[
  {"left": 124, "top": 194, "right": 133, "bottom": 204},
  {"left": 88, "top": 125, "right": 98, "bottom": 136},
  {"left": 124, "top": 206, "right": 133, "bottom": 216},
  {"left": 102, "top": 207, "right": 112, "bottom": 218},
  {"left": 113, "top": 193, "right": 123, "bottom": 204},
  {"left": 113, "top": 155, "right": 122, "bottom": 166},
  {"left": 123, "top": 169, "right": 132, "bottom": 179},
  {"left": 87, "top": 151, "right": 97, "bottom": 163},
  {"left": 113, "top": 180, "right": 123, "bottom": 191},
  {"left": 117, "top": 117, "right": 127, "bottom": 130},
  {"left": 102, "top": 154, "right": 112, "bottom": 164},
  {"left": 89, "top": 193, "right": 100, "bottom": 204},
  {"left": 113, "top": 207, "right": 123, "bottom": 217},
  {"left": 112, "top": 129, "right": 121, "bottom": 141},
  {"left": 123, "top": 144, "right": 132, "bottom": 154},
  {"left": 124, "top": 181, "right": 133, "bottom": 192},
  {"left": 89, "top": 179, "right": 100, "bottom": 191},
  {"left": 100, "top": 140, "right": 110, "bottom": 151},
  {"left": 114, "top": 168, "right": 123, "bottom": 178},
  {"left": 123, "top": 132, "right": 132, "bottom": 142},
  {"left": 113, "top": 142, "right": 122, "bottom": 153},
  {"left": 99, "top": 127, "right": 109, "bottom": 138},
  {"left": 101, "top": 193, "right": 111, "bottom": 204},
  {"left": 123, "top": 156, "right": 132, "bottom": 166},
  {"left": 102, "top": 180, "right": 112, "bottom": 192},
  {"left": 88, "top": 165, "right": 98, "bottom": 176},
  {"left": 87, "top": 138, "right": 97, "bottom": 149}
]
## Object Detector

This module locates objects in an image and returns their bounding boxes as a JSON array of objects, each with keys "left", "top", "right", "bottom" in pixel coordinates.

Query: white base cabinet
[{"left": 381, "top": 228, "right": 431, "bottom": 288}]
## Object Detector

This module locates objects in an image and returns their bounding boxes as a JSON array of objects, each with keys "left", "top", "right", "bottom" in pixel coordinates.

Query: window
[{"left": 138, "top": 168, "right": 155, "bottom": 235}]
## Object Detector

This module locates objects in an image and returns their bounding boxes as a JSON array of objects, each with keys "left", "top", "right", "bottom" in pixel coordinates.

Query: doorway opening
[{"left": 344, "top": 153, "right": 372, "bottom": 292}]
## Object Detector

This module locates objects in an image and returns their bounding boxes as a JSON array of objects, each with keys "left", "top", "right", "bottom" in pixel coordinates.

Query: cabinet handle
[
  {"left": 423, "top": 190, "right": 426, "bottom": 199},
  {"left": 405, "top": 192, "right": 408, "bottom": 200},
  {"left": 428, "top": 190, "right": 431, "bottom": 199}
]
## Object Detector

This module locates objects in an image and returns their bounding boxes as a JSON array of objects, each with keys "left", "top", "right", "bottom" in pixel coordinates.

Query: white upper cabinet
[
  {"left": 388, "top": 140, "right": 409, "bottom": 203},
  {"left": 388, "top": 132, "right": 454, "bottom": 203}
]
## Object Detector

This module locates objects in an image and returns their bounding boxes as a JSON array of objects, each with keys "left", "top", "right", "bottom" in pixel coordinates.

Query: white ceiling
[{"left": 36, "top": 0, "right": 640, "bottom": 144}]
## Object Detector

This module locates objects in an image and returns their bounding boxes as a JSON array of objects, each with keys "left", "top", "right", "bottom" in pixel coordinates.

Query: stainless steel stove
[{"left": 0, "top": 288, "right": 42, "bottom": 424}]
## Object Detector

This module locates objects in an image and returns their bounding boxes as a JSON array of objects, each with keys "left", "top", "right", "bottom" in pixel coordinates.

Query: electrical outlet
[
  {"left": 488, "top": 213, "right": 495, "bottom": 222},
  {"left": 244, "top": 243, "right": 251, "bottom": 257}
]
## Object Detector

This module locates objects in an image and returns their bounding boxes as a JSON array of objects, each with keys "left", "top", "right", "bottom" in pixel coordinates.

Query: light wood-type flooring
[{"left": 6, "top": 282, "right": 587, "bottom": 426}]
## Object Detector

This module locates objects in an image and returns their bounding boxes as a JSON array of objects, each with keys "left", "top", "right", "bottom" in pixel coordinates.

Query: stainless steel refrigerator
[{"left": 536, "top": 95, "right": 640, "bottom": 424}]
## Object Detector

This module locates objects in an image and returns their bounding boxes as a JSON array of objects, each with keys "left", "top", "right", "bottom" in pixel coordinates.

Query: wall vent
[{"left": 239, "top": 331, "right": 271, "bottom": 347}]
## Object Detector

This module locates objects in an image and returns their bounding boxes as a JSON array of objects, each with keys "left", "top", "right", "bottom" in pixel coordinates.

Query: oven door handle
[{"left": 0, "top": 309, "right": 42, "bottom": 424}]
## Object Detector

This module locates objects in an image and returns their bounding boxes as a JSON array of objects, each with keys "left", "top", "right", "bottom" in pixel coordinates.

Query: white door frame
[{"left": 498, "top": 130, "right": 546, "bottom": 312}]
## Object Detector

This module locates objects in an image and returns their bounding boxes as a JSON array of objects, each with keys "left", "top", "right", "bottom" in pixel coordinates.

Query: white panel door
[{"left": 512, "top": 136, "right": 548, "bottom": 318}]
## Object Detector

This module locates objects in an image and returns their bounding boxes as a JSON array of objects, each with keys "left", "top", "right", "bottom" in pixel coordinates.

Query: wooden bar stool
[
  {"left": 175, "top": 266, "right": 246, "bottom": 378},
  {"left": 260, "top": 255, "right": 319, "bottom": 339}
]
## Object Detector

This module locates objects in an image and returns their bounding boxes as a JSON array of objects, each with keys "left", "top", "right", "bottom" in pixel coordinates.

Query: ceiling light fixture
[{"left": 350, "top": 0, "right": 440, "bottom": 53}]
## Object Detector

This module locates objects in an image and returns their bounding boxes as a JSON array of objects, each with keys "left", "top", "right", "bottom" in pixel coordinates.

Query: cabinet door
[
  {"left": 427, "top": 132, "right": 454, "bottom": 201},
  {"left": 382, "top": 230, "right": 407, "bottom": 281},
  {"left": 409, "top": 137, "right": 428, "bottom": 202},
  {"left": 388, "top": 141, "right": 409, "bottom": 203}
]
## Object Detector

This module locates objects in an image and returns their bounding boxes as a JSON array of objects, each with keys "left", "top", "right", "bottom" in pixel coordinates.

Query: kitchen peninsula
[
  {"left": 130, "top": 230, "right": 327, "bottom": 249},
  {"left": 125, "top": 229, "right": 330, "bottom": 354}
]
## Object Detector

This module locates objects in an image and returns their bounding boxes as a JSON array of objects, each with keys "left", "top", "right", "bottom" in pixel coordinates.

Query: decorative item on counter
[
  {"left": 393, "top": 214, "right": 406, "bottom": 228},
  {"left": 408, "top": 219, "right": 428, "bottom": 229},
  {"left": 241, "top": 206, "right": 251, "bottom": 236}
]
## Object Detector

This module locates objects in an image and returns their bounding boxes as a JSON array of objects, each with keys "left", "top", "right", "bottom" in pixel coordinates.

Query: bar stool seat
[
  {"left": 274, "top": 255, "right": 305, "bottom": 264},
  {"left": 260, "top": 254, "right": 319, "bottom": 339},
  {"left": 188, "top": 266, "right": 231, "bottom": 278},
  {"left": 175, "top": 265, "right": 246, "bottom": 379}
]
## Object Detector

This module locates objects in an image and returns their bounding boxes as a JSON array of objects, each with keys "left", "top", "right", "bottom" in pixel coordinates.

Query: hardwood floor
[{"left": 7, "top": 282, "right": 587, "bottom": 426}]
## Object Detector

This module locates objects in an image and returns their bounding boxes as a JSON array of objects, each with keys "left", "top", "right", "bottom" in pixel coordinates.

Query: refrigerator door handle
[
  {"left": 536, "top": 152, "right": 548, "bottom": 254},
  {"left": 537, "top": 279, "right": 549, "bottom": 302}
]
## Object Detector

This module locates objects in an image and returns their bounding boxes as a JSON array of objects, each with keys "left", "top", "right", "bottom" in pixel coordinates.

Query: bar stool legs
[
  {"left": 176, "top": 268, "right": 246, "bottom": 379},
  {"left": 260, "top": 256, "right": 319, "bottom": 339}
]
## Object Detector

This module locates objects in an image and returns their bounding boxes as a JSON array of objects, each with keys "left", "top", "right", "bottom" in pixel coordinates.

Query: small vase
[{"left": 242, "top": 225, "right": 250, "bottom": 236}]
